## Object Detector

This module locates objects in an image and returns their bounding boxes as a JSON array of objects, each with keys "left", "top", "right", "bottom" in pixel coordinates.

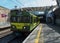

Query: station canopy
[
  {"left": 20, "top": 6, "right": 57, "bottom": 11},
  {"left": 12, "top": 0, "right": 57, "bottom": 12}
]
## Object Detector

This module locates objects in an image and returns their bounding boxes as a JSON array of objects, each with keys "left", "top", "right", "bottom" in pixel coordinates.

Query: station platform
[
  {"left": 0, "top": 22, "right": 11, "bottom": 30},
  {"left": 0, "top": 28, "right": 13, "bottom": 38},
  {"left": 23, "top": 23, "right": 60, "bottom": 43}
]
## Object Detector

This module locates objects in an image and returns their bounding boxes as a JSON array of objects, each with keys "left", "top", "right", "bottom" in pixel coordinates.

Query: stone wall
[{"left": 0, "top": 6, "right": 10, "bottom": 25}]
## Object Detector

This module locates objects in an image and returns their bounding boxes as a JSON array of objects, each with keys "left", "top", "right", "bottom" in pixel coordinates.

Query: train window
[
  {"left": 11, "top": 10, "right": 19, "bottom": 16},
  {"left": 11, "top": 16, "right": 32, "bottom": 23},
  {"left": 21, "top": 16, "right": 31, "bottom": 23},
  {"left": 18, "top": 10, "right": 22, "bottom": 15},
  {"left": 34, "top": 17, "right": 38, "bottom": 23},
  {"left": 29, "top": 16, "right": 33, "bottom": 23},
  {"left": 34, "top": 18, "right": 37, "bottom": 23},
  {"left": 11, "top": 16, "right": 17, "bottom": 22},
  {"left": 17, "top": 16, "right": 31, "bottom": 23},
  {"left": 17, "top": 16, "right": 22, "bottom": 22}
]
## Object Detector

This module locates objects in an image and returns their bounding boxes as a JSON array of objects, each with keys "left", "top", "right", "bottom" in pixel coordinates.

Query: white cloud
[{"left": 20, "top": 0, "right": 57, "bottom": 7}]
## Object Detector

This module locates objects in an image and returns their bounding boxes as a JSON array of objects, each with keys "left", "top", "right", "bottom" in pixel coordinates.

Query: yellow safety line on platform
[
  {"left": 42, "top": 34, "right": 44, "bottom": 43},
  {"left": 35, "top": 24, "right": 42, "bottom": 43}
]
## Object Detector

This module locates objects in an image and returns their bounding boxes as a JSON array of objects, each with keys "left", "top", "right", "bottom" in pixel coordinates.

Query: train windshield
[{"left": 11, "top": 16, "right": 31, "bottom": 23}]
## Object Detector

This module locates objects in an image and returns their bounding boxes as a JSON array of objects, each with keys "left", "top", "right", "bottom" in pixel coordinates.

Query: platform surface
[
  {"left": 0, "top": 22, "right": 10, "bottom": 28},
  {"left": 0, "top": 28, "right": 13, "bottom": 38},
  {"left": 23, "top": 23, "right": 60, "bottom": 43}
]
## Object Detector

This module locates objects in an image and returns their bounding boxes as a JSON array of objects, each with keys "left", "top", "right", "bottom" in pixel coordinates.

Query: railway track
[
  {"left": 0, "top": 29, "right": 12, "bottom": 38},
  {"left": 0, "top": 28, "right": 33, "bottom": 43},
  {"left": 0, "top": 28, "right": 17, "bottom": 43},
  {"left": 0, "top": 32, "right": 17, "bottom": 43},
  {"left": 0, "top": 31, "right": 29, "bottom": 43},
  {"left": 8, "top": 32, "right": 29, "bottom": 43}
]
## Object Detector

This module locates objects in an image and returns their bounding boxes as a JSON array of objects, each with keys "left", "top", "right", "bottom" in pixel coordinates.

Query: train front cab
[{"left": 11, "top": 16, "right": 39, "bottom": 33}]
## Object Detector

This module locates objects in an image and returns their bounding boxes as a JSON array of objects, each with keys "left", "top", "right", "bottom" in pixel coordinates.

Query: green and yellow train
[{"left": 10, "top": 9, "right": 40, "bottom": 33}]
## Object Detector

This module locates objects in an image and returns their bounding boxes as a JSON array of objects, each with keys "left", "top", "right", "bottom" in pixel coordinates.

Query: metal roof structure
[{"left": 21, "top": 6, "right": 57, "bottom": 12}]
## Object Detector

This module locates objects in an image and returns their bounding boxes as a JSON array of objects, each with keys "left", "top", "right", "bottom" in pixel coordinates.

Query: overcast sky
[{"left": 0, "top": 0, "right": 57, "bottom": 9}]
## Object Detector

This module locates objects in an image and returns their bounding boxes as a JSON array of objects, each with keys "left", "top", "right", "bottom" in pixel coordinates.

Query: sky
[{"left": 0, "top": 0, "right": 57, "bottom": 9}]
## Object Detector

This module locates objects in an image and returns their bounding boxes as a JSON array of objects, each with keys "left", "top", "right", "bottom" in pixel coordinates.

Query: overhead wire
[
  {"left": 9, "top": 0, "right": 24, "bottom": 8},
  {"left": 15, "top": 0, "right": 24, "bottom": 6},
  {"left": 9, "top": 0, "right": 19, "bottom": 6}
]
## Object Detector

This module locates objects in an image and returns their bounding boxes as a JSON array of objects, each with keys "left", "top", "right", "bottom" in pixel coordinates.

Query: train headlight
[
  {"left": 24, "top": 26, "right": 26, "bottom": 29},
  {"left": 11, "top": 25, "right": 16, "bottom": 31},
  {"left": 12, "top": 26, "right": 15, "bottom": 28},
  {"left": 23, "top": 26, "right": 30, "bottom": 30},
  {"left": 11, "top": 25, "right": 16, "bottom": 29}
]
